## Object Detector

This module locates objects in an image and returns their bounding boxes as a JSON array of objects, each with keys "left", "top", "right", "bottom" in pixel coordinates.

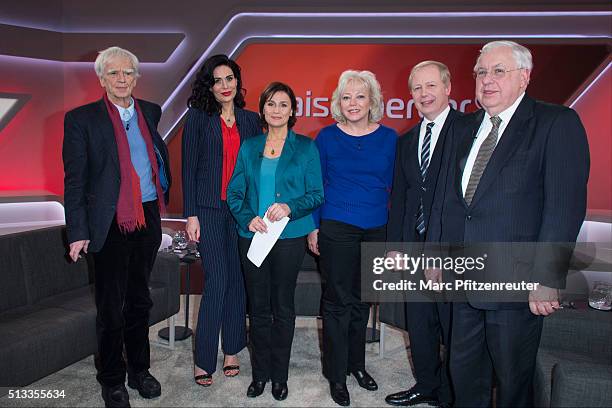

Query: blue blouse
[
  {"left": 258, "top": 157, "right": 280, "bottom": 217},
  {"left": 313, "top": 123, "right": 397, "bottom": 229}
]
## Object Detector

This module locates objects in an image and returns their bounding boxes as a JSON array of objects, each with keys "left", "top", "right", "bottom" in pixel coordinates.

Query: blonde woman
[{"left": 308, "top": 70, "right": 397, "bottom": 406}]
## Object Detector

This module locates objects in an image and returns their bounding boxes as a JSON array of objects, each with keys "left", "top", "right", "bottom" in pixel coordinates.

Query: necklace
[
  {"left": 266, "top": 136, "right": 286, "bottom": 156},
  {"left": 221, "top": 110, "right": 234, "bottom": 125}
]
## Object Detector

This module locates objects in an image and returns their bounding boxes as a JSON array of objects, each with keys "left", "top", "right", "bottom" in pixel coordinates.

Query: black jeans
[
  {"left": 92, "top": 200, "right": 161, "bottom": 387},
  {"left": 239, "top": 236, "right": 306, "bottom": 382},
  {"left": 319, "top": 219, "right": 386, "bottom": 383}
]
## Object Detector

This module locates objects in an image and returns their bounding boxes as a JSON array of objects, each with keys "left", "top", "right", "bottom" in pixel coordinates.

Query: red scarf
[{"left": 103, "top": 93, "right": 166, "bottom": 233}]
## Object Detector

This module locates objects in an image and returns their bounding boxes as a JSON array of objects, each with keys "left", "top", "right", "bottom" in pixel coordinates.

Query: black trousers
[
  {"left": 319, "top": 219, "right": 385, "bottom": 383},
  {"left": 239, "top": 236, "right": 306, "bottom": 382},
  {"left": 450, "top": 302, "right": 543, "bottom": 407},
  {"left": 92, "top": 200, "right": 161, "bottom": 387},
  {"left": 404, "top": 229, "right": 453, "bottom": 403},
  {"left": 405, "top": 301, "right": 452, "bottom": 402}
]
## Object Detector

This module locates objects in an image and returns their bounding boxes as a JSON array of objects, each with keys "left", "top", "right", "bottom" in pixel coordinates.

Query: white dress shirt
[
  {"left": 418, "top": 105, "right": 451, "bottom": 167},
  {"left": 461, "top": 93, "right": 525, "bottom": 196}
]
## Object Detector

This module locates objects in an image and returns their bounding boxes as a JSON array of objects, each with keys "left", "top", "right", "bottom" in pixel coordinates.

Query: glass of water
[
  {"left": 588, "top": 281, "right": 612, "bottom": 311},
  {"left": 172, "top": 230, "right": 188, "bottom": 250}
]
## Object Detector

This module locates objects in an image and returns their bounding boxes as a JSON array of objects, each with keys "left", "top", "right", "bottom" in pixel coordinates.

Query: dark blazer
[
  {"left": 63, "top": 98, "right": 172, "bottom": 252},
  {"left": 428, "top": 94, "right": 590, "bottom": 309},
  {"left": 182, "top": 107, "right": 261, "bottom": 216},
  {"left": 227, "top": 131, "right": 324, "bottom": 238},
  {"left": 387, "top": 108, "right": 461, "bottom": 243}
]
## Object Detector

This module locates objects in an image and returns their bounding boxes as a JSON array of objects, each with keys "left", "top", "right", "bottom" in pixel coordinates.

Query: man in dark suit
[
  {"left": 385, "top": 61, "right": 460, "bottom": 407},
  {"left": 63, "top": 46, "right": 171, "bottom": 408},
  {"left": 427, "top": 41, "right": 589, "bottom": 407}
]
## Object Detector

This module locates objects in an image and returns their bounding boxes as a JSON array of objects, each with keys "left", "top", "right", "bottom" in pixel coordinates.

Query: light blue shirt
[
  {"left": 257, "top": 157, "right": 280, "bottom": 218},
  {"left": 112, "top": 98, "right": 135, "bottom": 123},
  {"left": 114, "top": 99, "right": 157, "bottom": 202}
]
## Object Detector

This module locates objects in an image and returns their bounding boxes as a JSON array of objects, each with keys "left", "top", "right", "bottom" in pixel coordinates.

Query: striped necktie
[
  {"left": 415, "top": 122, "right": 435, "bottom": 235},
  {"left": 464, "top": 116, "right": 502, "bottom": 205}
]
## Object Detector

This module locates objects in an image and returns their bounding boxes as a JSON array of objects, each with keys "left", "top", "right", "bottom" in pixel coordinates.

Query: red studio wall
[
  {"left": 572, "top": 66, "right": 612, "bottom": 214},
  {"left": 0, "top": 43, "right": 609, "bottom": 217},
  {"left": 167, "top": 43, "right": 610, "bottom": 216}
]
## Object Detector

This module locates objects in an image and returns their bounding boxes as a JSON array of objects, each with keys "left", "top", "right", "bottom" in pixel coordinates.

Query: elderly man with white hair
[
  {"left": 63, "top": 46, "right": 171, "bottom": 407},
  {"left": 427, "top": 40, "right": 589, "bottom": 407}
]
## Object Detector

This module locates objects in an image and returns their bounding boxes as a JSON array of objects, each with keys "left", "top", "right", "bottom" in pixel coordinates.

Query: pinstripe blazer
[
  {"left": 182, "top": 107, "right": 261, "bottom": 216},
  {"left": 428, "top": 95, "right": 589, "bottom": 309}
]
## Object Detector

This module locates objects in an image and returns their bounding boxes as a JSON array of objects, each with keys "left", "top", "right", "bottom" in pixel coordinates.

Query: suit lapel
[
  {"left": 235, "top": 108, "right": 249, "bottom": 142},
  {"left": 425, "top": 109, "right": 455, "bottom": 184},
  {"left": 251, "top": 135, "right": 266, "bottom": 196},
  {"left": 139, "top": 101, "right": 157, "bottom": 139},
  {"left": 275, "top": 130, "right": 296, "bottom": 181},
  {"left": 209, "top": 113, "right": 223, "bottom": 152},
  {"left": 455, "top": 110, "right": 483, "bottom": 205},
  {"left": 468, "top": 96, "right": 534, "bottom": 208},
  {"left": 406, "top": 124, "right": 421, "bottom": 180},
  {"left": 96, "top": 99, "right": 119, "bottom": 171}
]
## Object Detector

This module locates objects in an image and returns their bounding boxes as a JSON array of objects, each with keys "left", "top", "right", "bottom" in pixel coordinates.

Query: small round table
[{"left": 158, "top": 251, "right": 199, "bottom": 341}]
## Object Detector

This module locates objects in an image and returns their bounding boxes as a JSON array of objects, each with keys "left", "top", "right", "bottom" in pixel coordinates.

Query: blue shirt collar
[{"left": 112, "top": 98, "right": 135, "bottom": 122}]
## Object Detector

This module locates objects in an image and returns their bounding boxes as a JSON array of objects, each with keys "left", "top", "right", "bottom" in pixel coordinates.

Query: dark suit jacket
[
  {"left": 63, "top": 98, "right": 172, "bottom": 252},
  {"left": 182, "top": 107, "right": 261, "bottom": 216},
  {"left": 428, "top": 94, "right": 590, "bottom": 309},
  {"left": 387, "top": 108, "right": 462, "bottom": 243}
]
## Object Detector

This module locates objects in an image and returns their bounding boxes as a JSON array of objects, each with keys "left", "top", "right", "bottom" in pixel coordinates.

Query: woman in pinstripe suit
[{"left": 182, "top": 54, "right": 261, "bottom": 387}]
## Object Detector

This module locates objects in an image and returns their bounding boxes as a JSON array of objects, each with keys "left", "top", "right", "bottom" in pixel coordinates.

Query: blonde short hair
[
  {"left": 409, "top": 61, "right": 451, "bottom": 89},
  {"left": 94, "top": 46, "right": 140, "bottom": 78},
  {"left": 330, "top": 70, "right": 384, "bottom": 124}
]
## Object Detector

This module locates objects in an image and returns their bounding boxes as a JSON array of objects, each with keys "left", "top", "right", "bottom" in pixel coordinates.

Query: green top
[
  {"left": 258, "top": 156, "right": 280, "bottom": 219},
  {"left": 227, "top": 130, "right": 324, "bottom": 239}
]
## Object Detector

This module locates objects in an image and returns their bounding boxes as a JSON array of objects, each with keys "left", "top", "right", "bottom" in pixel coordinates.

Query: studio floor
[{"left": 0, "top": 296, "right": 424, "bottom": 408}]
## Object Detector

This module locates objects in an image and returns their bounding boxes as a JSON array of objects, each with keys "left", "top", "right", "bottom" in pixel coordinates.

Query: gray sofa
[
  {"left": 295, "top": 252, "right": 323, "bottom": 317},
  {"left": 0, "top": 226, "right": 180, "bottom": 390},
  {"left": 534, "top": 307, "right": 612, "bottom": 407}
]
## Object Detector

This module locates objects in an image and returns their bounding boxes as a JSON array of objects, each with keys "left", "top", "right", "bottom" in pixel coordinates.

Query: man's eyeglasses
[{"left": 473, "top": 67, "right": 524, "bottom": 80}]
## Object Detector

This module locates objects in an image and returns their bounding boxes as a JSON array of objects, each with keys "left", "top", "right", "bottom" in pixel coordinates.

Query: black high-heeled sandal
[
  {"left": 222, "top": 365, "right": 240, "bottom": 377},
  {"left": 194, "top": 373, "right": 213, "bottom": 387}
]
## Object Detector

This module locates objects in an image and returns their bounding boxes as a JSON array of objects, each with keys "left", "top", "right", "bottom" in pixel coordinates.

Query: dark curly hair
[
  {"left": 259, "top": 82, "right": 298, "bottom": 130},
  {"left": 187, "top": 54, "right": 246, "bottom": 114}
]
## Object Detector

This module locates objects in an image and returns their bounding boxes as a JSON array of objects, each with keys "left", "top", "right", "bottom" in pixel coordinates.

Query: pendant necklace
[{"left": 268, "top": 137, "right": 285, "bottom": 156}]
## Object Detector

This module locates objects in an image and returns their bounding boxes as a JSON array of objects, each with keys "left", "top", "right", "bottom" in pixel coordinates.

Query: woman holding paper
[{"left": 227, "top": 82, "right": 323, "bottom": 401}]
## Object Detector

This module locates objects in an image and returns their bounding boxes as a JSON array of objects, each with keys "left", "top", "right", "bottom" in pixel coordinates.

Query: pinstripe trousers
[{"left": 194, "top": 201, "right": 247, "bottom": 374}]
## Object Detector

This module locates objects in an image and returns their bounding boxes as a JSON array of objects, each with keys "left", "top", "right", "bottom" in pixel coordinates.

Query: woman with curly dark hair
[{"left": 182, "top": 54, "right": 260, "bottom": 387}]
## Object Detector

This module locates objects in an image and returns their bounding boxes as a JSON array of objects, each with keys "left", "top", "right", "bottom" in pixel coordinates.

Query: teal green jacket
[{"left": 227, "top": 130, "right": 324, "bottom": 238}]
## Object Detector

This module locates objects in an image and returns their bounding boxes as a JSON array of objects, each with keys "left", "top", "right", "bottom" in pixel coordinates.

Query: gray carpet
[{"left": 0, "top": 297, "right": 422, "bottom": 407}]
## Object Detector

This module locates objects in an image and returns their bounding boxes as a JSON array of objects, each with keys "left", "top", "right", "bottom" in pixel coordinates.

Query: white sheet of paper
[{"left": 247, "top": 215, "right": 290, "bottom": 267}]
